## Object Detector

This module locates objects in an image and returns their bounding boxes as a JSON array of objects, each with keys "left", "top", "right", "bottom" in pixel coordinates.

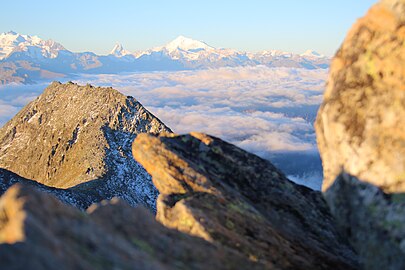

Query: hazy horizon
[{"left": 0, "top": 0, "right": 377, "bottom": 56}]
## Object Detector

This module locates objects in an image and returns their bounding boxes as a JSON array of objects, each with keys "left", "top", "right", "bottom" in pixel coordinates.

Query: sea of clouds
[{"left": 0, "top": 66, "right": 328, "bottom": 189}]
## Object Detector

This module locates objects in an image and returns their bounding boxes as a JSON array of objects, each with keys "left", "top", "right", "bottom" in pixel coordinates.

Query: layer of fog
[{"left": 0, "top": 66, "right": 328, "bottom": 189}]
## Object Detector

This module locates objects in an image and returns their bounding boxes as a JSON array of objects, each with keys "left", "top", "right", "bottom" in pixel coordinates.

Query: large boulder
[
  {"left": 132, "top": 132, "right": 358, "bottom": 269},
  {"left": 316, "top": 0, "right": 405, "bottom": 268},
  {"left": 0, "top": 184, "right": 259, "bottom": 270},
  {"left": 0, "top": 82, "right": 171, "bottom": 210},
  {"left": 315, "top": 0, "right": 405, "bottom": 193}
]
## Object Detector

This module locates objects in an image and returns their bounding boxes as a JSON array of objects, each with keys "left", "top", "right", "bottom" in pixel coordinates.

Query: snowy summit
[
  {"left": 0, "top": 31, "right": 65, "bottom": 60},
  {"left": 162, "top": 35, "right": 214, "bottom": 53},
  {"left": 300, "top": 50, "right": 324, "bottom": 58},
  {"left": 109, "top": 43, "right": 130, "bottom": 57},
  {"left": 0, "top": 31, "right": 331, "bottom": 85}
]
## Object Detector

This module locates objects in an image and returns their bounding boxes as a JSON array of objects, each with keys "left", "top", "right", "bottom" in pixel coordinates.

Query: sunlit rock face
[
  {"left": 316, "top": 0, "right": 405, "bottom": 268},
  {"left": 316, "top": 0, "right": 405, "bottom": 193},
  {"left": 0, "top": 82, "right": 171, "bottom": 210},
  {"left": 132, "top": 132, "right": 358, "bottom": 269}
]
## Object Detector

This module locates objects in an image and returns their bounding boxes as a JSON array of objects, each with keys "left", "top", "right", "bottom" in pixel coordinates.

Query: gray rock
[
  {"left": 315, "top": 0, "right": 405, "bottom": 193},
  {"left": 324, "top": 173, "right": 405, "bottom": 270},
  {"left": 315, "top": 0, "right": 405, "bottom": 268}
]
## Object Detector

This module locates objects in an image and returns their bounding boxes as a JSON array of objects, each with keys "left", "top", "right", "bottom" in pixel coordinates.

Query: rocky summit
[
  {"left": 315, "top": 0, "right": 405, "bottom": 193},
  {"left": 0, "top": 82, "right": 171, "bottom": 210},
  {"left": 132, "top": 132, "right": 358, "bottom": 269}
]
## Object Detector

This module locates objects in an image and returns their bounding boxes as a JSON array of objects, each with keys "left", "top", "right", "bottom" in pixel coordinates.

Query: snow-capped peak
[
  {"left": 163, "top": 35, "right": 214, "bottom": 53},
  {"left": 300, "top": 50, "right": 324, "bottom": 58},
  {"left": 110, "top": 43, "right": 130, "bottom": 57},
  {"left": 0, "top": 31, "right": 66, "bottom": 60},
  {"left": 134, "top": 35, "right": 219, "bottom": 61},
  {"left": 0, "top": 31, "right": 31, "bottom": 46}
]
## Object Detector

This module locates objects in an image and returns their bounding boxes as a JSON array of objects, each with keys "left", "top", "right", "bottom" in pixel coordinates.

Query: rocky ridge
[
  {"left": 0, "top": 82, "right": 171, "bottom": 210},
  {"left": 0, "top": 130, "right": 359, "bottom": 269},
  {"left": 132, "top": 132, "right": 358, "bottom": 269}
]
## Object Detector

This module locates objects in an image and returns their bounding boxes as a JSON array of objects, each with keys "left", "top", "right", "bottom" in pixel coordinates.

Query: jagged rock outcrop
[
  {"left": 0, "top": 184, "right": 259, "bottom": 270},
  {"left": 0, "top": 82, "right": 171, "bottom": 210},
  {"left": 315, "top": 0, "right": 405, "bottom": 193},
  {"left": 325, "top": 173, "right": 405, "bottom": 270},
  {"left": 132, "top": 132, "right": 358, "bottom": 269}
]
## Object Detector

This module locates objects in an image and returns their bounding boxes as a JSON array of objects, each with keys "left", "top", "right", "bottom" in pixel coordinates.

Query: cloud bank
[
  {"left": 75, "top": 66, "right": 327, "bottom": 154},
  {"left": 0, "top": 66, "right": 328, "bottom": 189}
]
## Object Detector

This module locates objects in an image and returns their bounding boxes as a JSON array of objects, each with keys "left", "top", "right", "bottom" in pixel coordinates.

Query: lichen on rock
[
  {"left": 316, "top": 0, "right": 405, "bottom": 193},
  {"left": 316, "top": 0, "right": 405, "bottom": 268}
]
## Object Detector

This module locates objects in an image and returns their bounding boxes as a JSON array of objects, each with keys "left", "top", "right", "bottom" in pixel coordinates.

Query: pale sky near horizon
[{"left": 1, "top": 0, "right": 377, "bottom": 56}]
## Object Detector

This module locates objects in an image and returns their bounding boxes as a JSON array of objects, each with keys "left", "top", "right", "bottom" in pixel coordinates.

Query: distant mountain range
[{"left": 0, "top": 31, "right": 330, "bottom": 85}]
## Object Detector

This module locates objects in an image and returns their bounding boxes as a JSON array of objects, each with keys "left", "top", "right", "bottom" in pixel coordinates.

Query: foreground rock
[
  {"left": 0, "top": 184, "right": 259, "bottom": 270},
  {"left": 315, "top": 0, "right": 405, "bottom": 193},
  {"left": 132, "top": 132, "right": 358, "bottom": 269},
  {"left": 0, "top": 82, "right": 171, "bottom": 210},
  {"left": 316, "top": 0, "right": 405, "bottom": 268},
  {"left": 325, "top": 173, "right": 405, "bottom": 270}
]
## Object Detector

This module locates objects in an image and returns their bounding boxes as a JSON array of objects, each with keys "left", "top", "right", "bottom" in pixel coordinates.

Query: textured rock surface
[
  {"left": 324, "top": 173, "right": 405, "bottom": 270},
  {"left": 315, "top": 0, "right": 405, "bottom": 192},
  {"left": 0, "top": 184, "right": 259, "bottom": 270},
  {"left": 132, "top": 132, "right": 358, "bottom": 269},
  {"left": 0, "top": 82, "right": 171, "bottom": 209},
  {"left": 316, "top": 1, "right": 405, "bottom": 268}
]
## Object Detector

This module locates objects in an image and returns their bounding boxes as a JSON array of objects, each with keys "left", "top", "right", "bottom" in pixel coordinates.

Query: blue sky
[{"left": 1, "top": 0, "right": 377, "bottom": 56}]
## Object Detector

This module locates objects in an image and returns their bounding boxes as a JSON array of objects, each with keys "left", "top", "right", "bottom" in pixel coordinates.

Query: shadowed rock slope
[
  {"left": 0, "top": 184, "right": 260, "bottom": 270},
  {"left": 0, "top": 168, "right": 114, "bottom": 210},
  {"left": 0, "top": 82, "right": 171, "bottom": 210},
  {"left": 132, "top": 132, "right": 358, "bottom": 269},
  {"left": 325, "top": 173, "right": 405, "bottom": 269}
]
